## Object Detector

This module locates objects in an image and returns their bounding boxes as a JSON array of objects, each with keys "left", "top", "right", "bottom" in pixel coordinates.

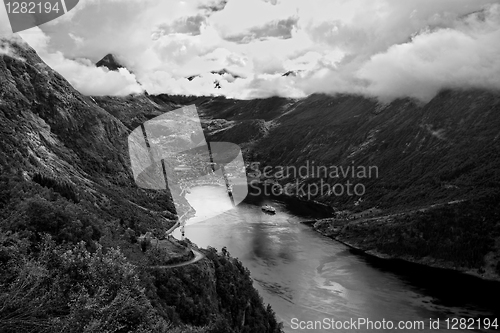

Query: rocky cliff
[{"left": 0, "top": 37, "right": 283, "bottom": 332}]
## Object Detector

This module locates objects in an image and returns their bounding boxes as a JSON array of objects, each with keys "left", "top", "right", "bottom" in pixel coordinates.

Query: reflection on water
[
  {"left": 174, "top": 186, "right": 499, "bottom": 333},
  {"left": 185, "top": 186, "right": 234, "bottom": 223}
]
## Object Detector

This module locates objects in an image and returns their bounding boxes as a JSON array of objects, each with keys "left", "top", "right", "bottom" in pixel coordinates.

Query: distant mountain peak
[
  {"left": 96, "top": 54, "right": 124, "bottom": 71},
  {"left": 282, "top": 70, "right": 304, "bottom": 77},
  {"left": 210, "top": 68, "right": 242, "bottom": 79}
]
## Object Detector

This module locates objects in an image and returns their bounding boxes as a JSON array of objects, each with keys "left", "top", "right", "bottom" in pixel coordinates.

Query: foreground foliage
[{"left": 0, "top": 174, "right": 283, "bottom": 333}]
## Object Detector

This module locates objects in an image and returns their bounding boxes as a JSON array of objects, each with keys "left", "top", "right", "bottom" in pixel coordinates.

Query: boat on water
[{"left": 261, "top": 205, "right": 276, "bottom": 214}]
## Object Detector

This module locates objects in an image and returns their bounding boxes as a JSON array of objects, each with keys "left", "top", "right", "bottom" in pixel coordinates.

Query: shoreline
[
  {"left": 184, "top": 182, "right": 500, "bottom": 283},
  {"left": 300, "top": 218, "right": 500, "bottom": 283},
  {"left": 249, "top": 180, "right": 500, "bottom": 283}
]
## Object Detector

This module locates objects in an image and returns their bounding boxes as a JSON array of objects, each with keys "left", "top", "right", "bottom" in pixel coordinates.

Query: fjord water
[{"left": 173, "top": 186, "right": 499, "bottom": 332}]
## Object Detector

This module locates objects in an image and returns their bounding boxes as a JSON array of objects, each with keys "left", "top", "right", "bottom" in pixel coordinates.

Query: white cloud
[
  {"left": 4, "top": 0, "right": 500, "bottom": 101},
  {"left": 54, "top": 56, "right": 144, "bottom": 96},
  {"left": 19, "top": 27, "right": 143, "bottom": 96},
  {"left": 358, "top": 4, "right": 500, "bottom": 102},
  {"left": 68, "top": 33, "right": 84, "bottom": 47},
  {"left": 210, "top": 0, "right": 297, "bottom": 38}
]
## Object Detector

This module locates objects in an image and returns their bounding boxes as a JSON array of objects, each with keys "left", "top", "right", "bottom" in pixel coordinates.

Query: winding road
[
  {"left": 140, "top": 206, "right": 206, "bottom": 269},
  {"left": 151, "top": 248, "right": 206, "bottom": 269}
]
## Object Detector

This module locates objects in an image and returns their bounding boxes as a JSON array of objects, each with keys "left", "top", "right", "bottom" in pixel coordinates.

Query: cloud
[
  {"left": 224, "top": 17, "right": 298, "bottom": 43},
  {"left": 19, "top": 27, "right": 143, "bottom": 96},
  {"left": 54, "top": 57, "right": 144, "bottom": 96},
  {"left": 154, "top": 15, "right": 207, "bottom": 37},
  {"left": 209, "top": 0, "right": 298, "bottom": 38},
  {"left": 198, "top": 0, "right": 228, "bottom": 15},
  {"left": 5, "top": 0, "right": 500, "bottom": 102},
  {"left": 358, "top": 5, "right": 500, "bottom": 102},
  {"left": 68, "top": 33, "right": 84, "bottom": 47}
]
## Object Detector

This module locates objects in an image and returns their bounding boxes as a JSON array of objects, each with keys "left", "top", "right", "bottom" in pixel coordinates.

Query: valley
[
  {"left": 98, "top": 88, "right": 500, "bottom": 281},
  {"left": 1, "top": 35, "right": 500, "bottom": 333}
]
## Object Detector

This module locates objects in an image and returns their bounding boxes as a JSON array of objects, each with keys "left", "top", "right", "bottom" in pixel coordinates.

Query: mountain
[
  {"left": 0, "top": 38, "right": 283, "bottom": 332},
  {"left": 186, "top": 68, "right": 244, "bottom": 90},
  {"left": 91, "top": 88, "right": 500, "bottom": 215},
  {"left": 282, "top": 70, "right": 303, "bottom": 77},
  {"left": 96, "top": 53, "right": 125, "bottom": 71},
  {"left": 210, "top": 68, "right": 244, "bottom": 79},
  {"left": 93, "top": 89, "right": 500, "bottom": 280},
  {"left": 2, "top": 33, "right": 500, "bottom": 331},
  {"left": 196, "top": 92, "right": 500, "bottom": 279}
]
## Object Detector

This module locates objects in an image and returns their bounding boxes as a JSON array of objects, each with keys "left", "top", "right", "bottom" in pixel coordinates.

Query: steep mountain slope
[
  {"left": 90, "top": 84, "right": 500, "bottom": 278},
  {"left": 0, "top": 38, "right": 283, "bottom": 332},
  {"left": 96, "top": 87, "right": 497, "bottom": 280},
  {"left": 181, "top": 90, "right": 500, "bottom": 208},
  {"left": 193, "top": 91, "right": 500, "bottom": 279},
  {"left": 0, "top": 38, "right": 175, "bottom": 235},
  {"left": 198, "top": 91, "right": 500, "bottom": 279},
  {"left": 252, "top": 91, "right": 500, "bottom": 208}
]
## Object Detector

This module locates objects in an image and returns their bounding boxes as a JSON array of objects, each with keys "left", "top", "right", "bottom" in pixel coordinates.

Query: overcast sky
[{"left": 1, "top": 0, "right": 500, "bottom": 101}]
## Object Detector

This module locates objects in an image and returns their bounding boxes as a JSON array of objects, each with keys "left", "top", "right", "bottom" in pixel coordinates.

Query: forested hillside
[
  {"left": 194, "top": 91, "right": 500, "bottom": 280},
  {"left": 0, "top": 37, "right": 283, "bottom": 332}
]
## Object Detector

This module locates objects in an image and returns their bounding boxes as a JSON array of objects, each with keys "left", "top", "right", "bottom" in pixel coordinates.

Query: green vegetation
[
  {"left": 147, "top": 247, "right": 283, "bottom": 333},
  {"left": 0, "top": 173, "right": 284, "bottom": 333},
  {"left": 0, "top": 39, "right": 283, "bottom": 333},
  {"left": 374, "top": 193, "right": 500, "bottom": 269},
  {"left": 146, "top": 243, "right": 194, "bottom": 266},
  {"left": 193, "top": 89, "right": 500, "bottom": 277},
  {"left": 3, "top": 35, "right": 500, "bottom": 332},
  {"left": 316, "top": 192, "right": 500, "bottom": 274},
  {"left": 0, "top": 174, "right": 102, "bottom": 245},
  {"left": 32, "top": 173, "right": 80, "bottom": 203},
  {"left": 0, "top": 233, "right": 172, "bottom": 333}
]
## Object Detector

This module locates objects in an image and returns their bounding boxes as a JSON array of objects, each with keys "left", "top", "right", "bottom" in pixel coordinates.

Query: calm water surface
[{"left": 173, "top": 186, "right": 499, "bottom": 332}]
